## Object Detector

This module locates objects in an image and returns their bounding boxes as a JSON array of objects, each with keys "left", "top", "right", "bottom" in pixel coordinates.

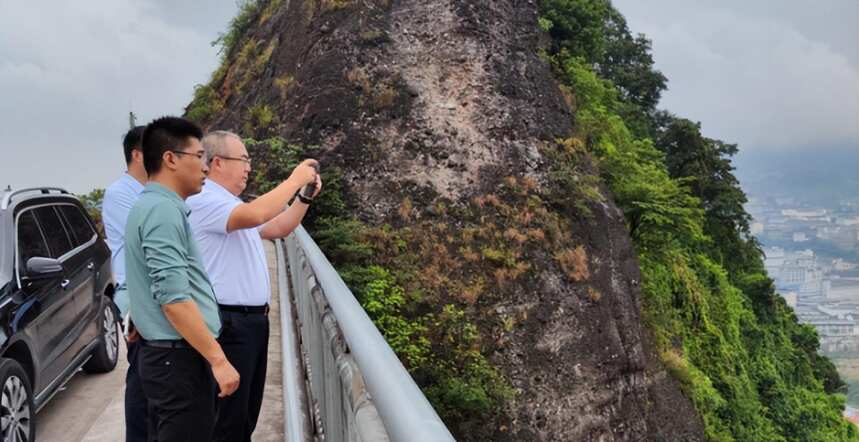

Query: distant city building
[
  {"left": 783, "top": 292, "right": 798, "bottom": 308},
  {"left": 764, "top": 247, "right": 785, "bottom": 273},
  {"left": 764, "top": 248, "right": 829, "bottom": 304},
  {"left": 750, "top": 222, "right": 764, "bottom": 235},
  {"left": 844, "top": 406, "right": 859, "bottom": 427},
  {"left": 782, "top": 208, "right": 828, "bottom": 220},
  {"left": 837, "top": 216, "right": 859, "bottom": 227},
  {"left": 755, "top": 197, "right": 859, "bottom": 363},
  {"left": 816, "top": 226, "right": 840, "bottom": 240},
  {"left": 833, "top": 259, "right": 858, "bottom": 272}
]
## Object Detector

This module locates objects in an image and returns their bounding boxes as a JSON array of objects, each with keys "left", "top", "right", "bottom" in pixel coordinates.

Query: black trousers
[
  {"left": 125, "top": 340, "right": 150, "bottom": 442},
  {"left": 213, "top": 310, "right": 270, "bottom": 442},
  {"left": 139, "top": 345, "right": 217, "bottom": 442}
]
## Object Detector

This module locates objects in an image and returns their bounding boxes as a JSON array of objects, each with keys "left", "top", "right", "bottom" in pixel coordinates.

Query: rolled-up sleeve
[{"left": 141, "top": 204, "right": 192, "bottom": 305}]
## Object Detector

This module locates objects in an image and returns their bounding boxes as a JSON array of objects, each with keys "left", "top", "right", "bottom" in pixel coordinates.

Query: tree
[
  {"left": 598, "top": 9, "right": 667, "bottom": 114},
  {"left": 654, "top": 117, "right": 752, "bottom": 268},
  {"left": 78, "top": 188, "right": 105, "bottom": 234},
  {"left": 539, "top": 0, "right": 667, "bottom": 137},
  {"left": 541, "top": 0, "right": 612, "bottom": 63}
]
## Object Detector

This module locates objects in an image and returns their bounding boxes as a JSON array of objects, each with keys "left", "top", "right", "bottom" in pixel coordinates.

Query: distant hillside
[{"left": 735, "top": 146, "right": 859, "bottom": 206}]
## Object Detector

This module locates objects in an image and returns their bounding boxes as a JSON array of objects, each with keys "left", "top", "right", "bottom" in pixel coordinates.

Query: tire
[
  {"left": 83, "top": 296, "right": 120, "bottom": 374},
  {"left": 0, "top": 358, "right": 35, "bottom": 442}
]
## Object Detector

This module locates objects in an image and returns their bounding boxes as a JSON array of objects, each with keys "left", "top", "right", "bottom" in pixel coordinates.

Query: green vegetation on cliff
[
  {"left": 243, "top": 138, "right": 518, "bottom": 430},
  {"left": 540, "top": 0, "right": 855, "bottom": 440}
]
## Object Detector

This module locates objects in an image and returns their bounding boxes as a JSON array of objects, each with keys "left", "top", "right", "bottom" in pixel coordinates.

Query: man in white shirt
[
  {"left": 187, "top": 130, "right": 320, "bottom": 442},
  {"left": 102, "top": 126, "right": 148, "bottom": 442}
]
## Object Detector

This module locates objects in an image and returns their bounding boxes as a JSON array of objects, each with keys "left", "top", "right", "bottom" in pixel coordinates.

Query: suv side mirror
[{"left": 25, "top": 257, "right": 63, "bottom": 279}]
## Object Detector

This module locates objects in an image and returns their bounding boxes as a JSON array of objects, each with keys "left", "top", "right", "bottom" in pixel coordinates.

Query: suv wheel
[
  {"left": 83, "top": 296, "right": 119, "bottom": 373},
  {"left": 0, "top": 358, "right": 34, "bottom": 442}
]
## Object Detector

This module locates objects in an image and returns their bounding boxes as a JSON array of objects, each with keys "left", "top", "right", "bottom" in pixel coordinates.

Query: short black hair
[
  {"left": 141, "top": 116, "right": 204, "bottom": 175},
  {"left": 122, "top": 126, "right": 145, "bottom": 164}
]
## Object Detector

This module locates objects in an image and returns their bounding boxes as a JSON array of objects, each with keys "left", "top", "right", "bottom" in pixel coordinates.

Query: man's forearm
[
  {"left": 229, "top": 177, "right": 305, "bottom": 231},
  {"left": 247, "top": 178, "right": 305, "bottom": 223},
  {"left": 162, "top": 301, "right": 226, "bottom": 365},
  {"left": 260, "top": 201, "right": 309, "bottom": 240}
]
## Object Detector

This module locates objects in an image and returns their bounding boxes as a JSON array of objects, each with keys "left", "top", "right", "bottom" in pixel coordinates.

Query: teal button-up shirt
[{"left": 124, "top": 182, "right": 221, "bottom": 340}]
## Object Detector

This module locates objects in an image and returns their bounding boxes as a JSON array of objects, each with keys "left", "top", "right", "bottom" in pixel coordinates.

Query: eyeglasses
[
  {"left": 216, "top": 155, "right": 252, "bottom": 166},
  {"left": 169, "top": 150, "right": 205, "bottom": 160}
]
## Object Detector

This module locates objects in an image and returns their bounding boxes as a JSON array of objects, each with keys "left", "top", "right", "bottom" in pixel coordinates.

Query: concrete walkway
[
  {"left": 36, "top": 241, "right": 286, "bottom": 441},
  {"left": 35, "top": 340, "right": 129, "bottom": 441}
]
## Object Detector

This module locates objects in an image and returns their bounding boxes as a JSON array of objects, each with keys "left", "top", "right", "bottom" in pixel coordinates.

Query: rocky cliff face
[{"left": 192, "top": 0, "right": 705, "bottom": 439}]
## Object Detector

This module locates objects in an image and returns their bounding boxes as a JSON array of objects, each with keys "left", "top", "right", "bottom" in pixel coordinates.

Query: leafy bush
[
  {"left": 361, "top": 266, "right": 430, "bottom": 368},
  {"left": 244, "top": 104, "right": 276, "bottom": 133},
  {"left": 186, "top": 84, "right": 223, "bottom": 123}
]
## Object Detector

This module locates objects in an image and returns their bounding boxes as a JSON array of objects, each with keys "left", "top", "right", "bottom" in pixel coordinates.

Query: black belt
[
  {"left": 218, "top": 304, "right": 269, "bottom": 315},
  {"left": 140, "top": 339, "right": 192, "bottom": 349}
]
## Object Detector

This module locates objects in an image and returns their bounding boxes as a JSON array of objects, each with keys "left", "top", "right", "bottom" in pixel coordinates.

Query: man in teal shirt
[{"left": 125, "top": 116, "right": 239, "bottom": 442}]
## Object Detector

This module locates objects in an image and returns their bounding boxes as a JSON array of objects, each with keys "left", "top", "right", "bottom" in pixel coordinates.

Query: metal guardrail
[
  {"left": 276, "top": 239, "right": 312, "bottom": 442},
  {"left": 282, "top": 226, "right": 455, "bottom": 442}
]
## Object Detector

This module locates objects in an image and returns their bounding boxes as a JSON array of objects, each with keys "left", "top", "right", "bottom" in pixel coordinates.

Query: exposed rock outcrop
[{"left": 192, "top": 1, "right": 705, "bottom": 440}]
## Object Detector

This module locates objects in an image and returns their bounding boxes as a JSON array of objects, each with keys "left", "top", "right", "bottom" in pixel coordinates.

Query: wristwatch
[{"left": 297, "top": 193, "right": 313, "bottom": 204}]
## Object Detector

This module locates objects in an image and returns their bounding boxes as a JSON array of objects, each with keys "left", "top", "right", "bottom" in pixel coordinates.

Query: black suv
[{"left": 0, "top": 187, "right": 119, "bottom": 441}]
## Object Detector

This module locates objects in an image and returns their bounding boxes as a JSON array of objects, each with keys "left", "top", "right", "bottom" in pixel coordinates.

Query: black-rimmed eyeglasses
[{"left": 169, "top": 150, "right": 205, "bottom": 160}]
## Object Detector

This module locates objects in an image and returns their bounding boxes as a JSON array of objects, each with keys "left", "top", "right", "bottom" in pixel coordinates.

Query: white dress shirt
[
  {"left": 103, "top": 172, "right": 144, "bottom": 317},
  {"left": 103, "top": 173, "right": 144, "bottom": 287},
  {"left": 187, "top": 179, "right": 270, "bottom": 306}
]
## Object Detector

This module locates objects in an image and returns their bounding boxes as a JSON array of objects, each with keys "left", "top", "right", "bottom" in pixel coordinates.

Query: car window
[
  {"left": 17, "top": 210, "right": 50, "bottom": 270},
  {"left": 33, "top": 206, "right": 74, "bottom": 259},
  {"left": 58, "top": 205, "right": 96, "bottom": 247}
]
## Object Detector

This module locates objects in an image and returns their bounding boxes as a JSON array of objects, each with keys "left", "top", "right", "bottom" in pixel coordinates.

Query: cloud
[
  {"left": 0, "top": 0, "right": 236, "bottom": 193},
  {"left": 612, "top": 0, "right": 859, "bottom": 151}
]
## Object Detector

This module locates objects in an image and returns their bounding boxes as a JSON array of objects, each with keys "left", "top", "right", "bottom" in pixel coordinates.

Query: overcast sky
[
  {"left": 613, "top": 0, "right": 859, "bottom": 152},
  {"left": 0, "top": 1, "right": 856, "bottom": 194},
  {"left": 0, "top": 0, "right": 239, "bottom": 194}
]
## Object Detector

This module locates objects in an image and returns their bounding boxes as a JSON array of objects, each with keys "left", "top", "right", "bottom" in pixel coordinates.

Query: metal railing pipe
[
  {"left": 291, "top": 226, "right": 455, "bottom": 442},
  {"left": 275, "top": 239, "right": 312, "bottom": 442}
]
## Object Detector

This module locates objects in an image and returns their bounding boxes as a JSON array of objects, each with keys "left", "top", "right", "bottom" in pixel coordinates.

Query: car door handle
[
  {"left": 61, "top": 279, "right": 71, "bottom": 289},
  {"left": 87, "top": 262, "right": 95, "bottom": 271}
]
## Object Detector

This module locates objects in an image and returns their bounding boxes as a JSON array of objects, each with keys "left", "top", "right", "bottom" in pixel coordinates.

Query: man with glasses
[
  {"left": 125, "top": 117, "right": 240, "bottom": 442},
  {"left": 102, "top": 125, "right": 149, "bottom": 442},
  {"left": 187, "top": 130, "right": 319, "bottom": 442}
]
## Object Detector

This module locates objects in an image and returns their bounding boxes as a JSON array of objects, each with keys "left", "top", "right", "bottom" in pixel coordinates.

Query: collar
[
  {"left": 203, "top": 178, "right": 241, "bottom": 202},
  {"left": 121, "top": 172, "right": 145, "bottom": 191},
  {"left": 144, "top": 182, "right": 191, "bottom": 216}
]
